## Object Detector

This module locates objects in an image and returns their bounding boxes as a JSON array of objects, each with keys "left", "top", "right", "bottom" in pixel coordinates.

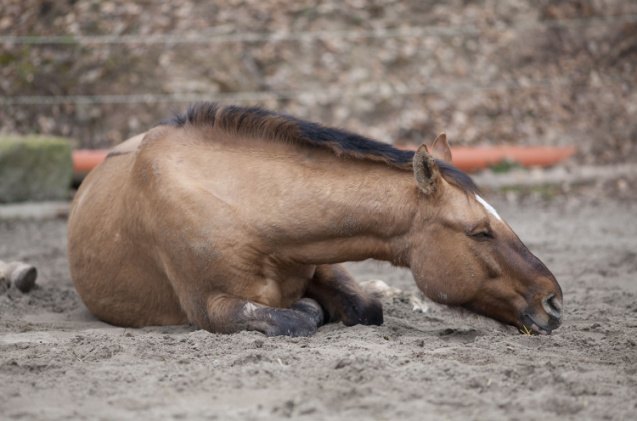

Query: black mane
[{"left": 160, "top": 102, "right": 478, "bottom": 194}]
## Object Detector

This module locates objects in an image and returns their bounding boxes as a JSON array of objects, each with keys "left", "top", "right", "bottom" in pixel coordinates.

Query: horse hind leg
[
  {"left": 203, "top": 294, "right": 324, "bottom": 337},
  {"left": 305, "top": 264, "right": 383, "bottom": 326}
]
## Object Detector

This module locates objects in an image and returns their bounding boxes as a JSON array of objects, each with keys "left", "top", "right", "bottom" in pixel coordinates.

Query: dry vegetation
[{"left": 0, "top": 0, "right": 636, "bottom": 163}]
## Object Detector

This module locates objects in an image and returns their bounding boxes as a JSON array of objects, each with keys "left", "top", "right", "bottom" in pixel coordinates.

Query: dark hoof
[
  {"left": 291, "top": 298, "right": 325, "bottom": 327},
  {"left": 342, "top": 296, "right": 384, "bottom": 327},
  {"left": 262, "top": 310, "right": 318, "bottom": 337}
]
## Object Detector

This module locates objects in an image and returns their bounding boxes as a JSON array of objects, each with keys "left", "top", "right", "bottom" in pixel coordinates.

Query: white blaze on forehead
[{"left": 475, "top": 194, "right": 503, "bottom": 222}]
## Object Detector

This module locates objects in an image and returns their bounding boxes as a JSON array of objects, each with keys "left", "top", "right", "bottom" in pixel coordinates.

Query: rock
[
  {"left": 0, "top": 260, "right": 38, "bottom": 293},
  {"left": 0, "top": 135, "right": 73, "bottom": 203},
  {"left": 10, "top": 262, "right": 38, "bottom": 293},
  {"left": 0, "top": 261, "right": 10, "bottom": 294},
  {"left": 360, "top": 279, "right": 402, "bottom": 299},
  {"left": 0, "top": 271, "right": 9, "bottom": 294},
  {"left": 408, "top": 292, "right": 430, "bottom": 313}
]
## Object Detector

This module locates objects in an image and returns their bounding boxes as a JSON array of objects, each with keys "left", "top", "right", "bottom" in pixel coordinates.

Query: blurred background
[{"left": 1, "top": 0, "right": 635, "bottom": 164}]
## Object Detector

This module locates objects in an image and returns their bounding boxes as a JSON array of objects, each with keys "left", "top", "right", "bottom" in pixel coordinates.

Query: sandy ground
[{"left": 1, "top": 195, "right": 636, "bottom": 420}]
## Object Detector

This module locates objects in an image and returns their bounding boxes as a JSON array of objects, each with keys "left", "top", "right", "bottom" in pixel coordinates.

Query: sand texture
[{"left": 1, "top": 197, "right": 636, "bottom": 420}]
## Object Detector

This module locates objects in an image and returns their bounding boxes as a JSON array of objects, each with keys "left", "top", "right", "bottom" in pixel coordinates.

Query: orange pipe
[
  {"left": 397, "top": 145, "right": 576, "bottom": 172},
  {"left": 72, "top": 149, "right": 108, "bottom": 174},
  {"left": 450, "top": 145, "right": 575, "bottom": 172},
  {"left": 72, "top": 145, "right": 575, "bottom": 177}
]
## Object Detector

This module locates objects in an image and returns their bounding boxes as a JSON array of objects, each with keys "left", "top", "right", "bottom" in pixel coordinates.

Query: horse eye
[{"left": 468, "top": 230, "right": 493, "bottom": 241}]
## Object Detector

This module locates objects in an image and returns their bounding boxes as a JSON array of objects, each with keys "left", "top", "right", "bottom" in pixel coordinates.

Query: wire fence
[
  {"left": 0, "top": 78, "right": 574, "bottom": 106},
  {"left": 2, "top": 13, "right": 636, "bottom": 45},
  {"left": 0, "top": 13, "right": 630, "bottom": 106}
]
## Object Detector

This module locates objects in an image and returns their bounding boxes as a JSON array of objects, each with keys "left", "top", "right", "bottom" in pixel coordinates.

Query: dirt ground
[{"left": 1, "top": 194, "right": 636, "bottom": 420}]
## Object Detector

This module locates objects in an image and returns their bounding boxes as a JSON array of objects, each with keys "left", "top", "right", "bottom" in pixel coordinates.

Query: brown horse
[{"left": 67, "top": 103, "right": 563, "bottom": 336}]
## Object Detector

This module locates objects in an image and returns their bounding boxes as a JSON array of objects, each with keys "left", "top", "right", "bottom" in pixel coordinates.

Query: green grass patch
[{"left": 0, "top": 135, "right": 73, "bottom": 203}]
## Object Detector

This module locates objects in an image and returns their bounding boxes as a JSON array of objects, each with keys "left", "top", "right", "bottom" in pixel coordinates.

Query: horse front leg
[
  {"left": 305, "top": 264, "right": 383, "bottom": 326},
  {"left": 204, "top": 294, "right": 324, "bottom": 337}
]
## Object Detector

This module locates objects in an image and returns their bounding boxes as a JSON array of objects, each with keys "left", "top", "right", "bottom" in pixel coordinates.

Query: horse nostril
[{"left": 542, "top": 294, "right": 562, "bottom": 320}]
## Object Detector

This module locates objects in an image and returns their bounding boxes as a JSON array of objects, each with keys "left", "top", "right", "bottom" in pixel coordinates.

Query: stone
[
  {"left": 0, "top": 261, "right": 10, "bottom": 294},
  {"left": 10, "top": 262, "right": 38, "bottom": 293},
  {"left": 0, "top": 272, "right": 9, "bottom": 294},
  {"left": 0, "top": 260, "right": 38, "bottom": 293}
]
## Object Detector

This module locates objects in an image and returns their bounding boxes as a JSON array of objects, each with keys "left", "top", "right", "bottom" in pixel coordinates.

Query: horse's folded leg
[
  {"left": 306, "top": 264, "right": 384, "bottom": 327},
  {"left": 205, "top": 294, "right": 321, "bottom": 337}
]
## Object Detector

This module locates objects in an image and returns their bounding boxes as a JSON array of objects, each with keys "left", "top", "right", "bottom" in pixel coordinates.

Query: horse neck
[{"left": 272, "top": 153, "right": 419, "bottom": 266}]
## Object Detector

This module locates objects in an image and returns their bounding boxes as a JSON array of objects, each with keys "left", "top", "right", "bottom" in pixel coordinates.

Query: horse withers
[{"left": 67, "top": 103, "right": 562, "bottom": 336}]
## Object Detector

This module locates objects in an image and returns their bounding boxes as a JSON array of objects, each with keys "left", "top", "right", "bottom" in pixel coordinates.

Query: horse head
[{"left": 408, "top": 134, "right": 563, "bottom": 334}]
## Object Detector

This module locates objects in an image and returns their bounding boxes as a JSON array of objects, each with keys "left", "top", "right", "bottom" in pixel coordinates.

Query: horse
[{"left": 67, "top": 103, "right": 563, "bottom": 336}]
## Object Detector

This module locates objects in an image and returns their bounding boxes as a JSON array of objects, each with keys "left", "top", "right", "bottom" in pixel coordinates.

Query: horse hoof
[
  {"left": 259, "top": 302, "right": 324, "bottom": 337},
  {"left": 291, "top": 298, "right": 325, "bottom": 327},
  {"left": 342, "top": 296, "right": 384, "bottom": 327},
  {"left": 263, "top": 314, "right": 317, "bottom": 337}
]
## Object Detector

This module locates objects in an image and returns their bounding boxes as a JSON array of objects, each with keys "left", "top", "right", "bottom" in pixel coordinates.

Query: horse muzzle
[{"left": 519, "top": 294, "right": 563, "bottom": 335}]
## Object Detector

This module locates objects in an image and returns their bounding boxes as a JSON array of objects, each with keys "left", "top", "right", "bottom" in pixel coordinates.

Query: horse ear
[
  {"left": 413, "top": 144, "right": 442, "bottom": 195},
  {"left": 430, "top": 133, "right": 452, "bottom": 163}
]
